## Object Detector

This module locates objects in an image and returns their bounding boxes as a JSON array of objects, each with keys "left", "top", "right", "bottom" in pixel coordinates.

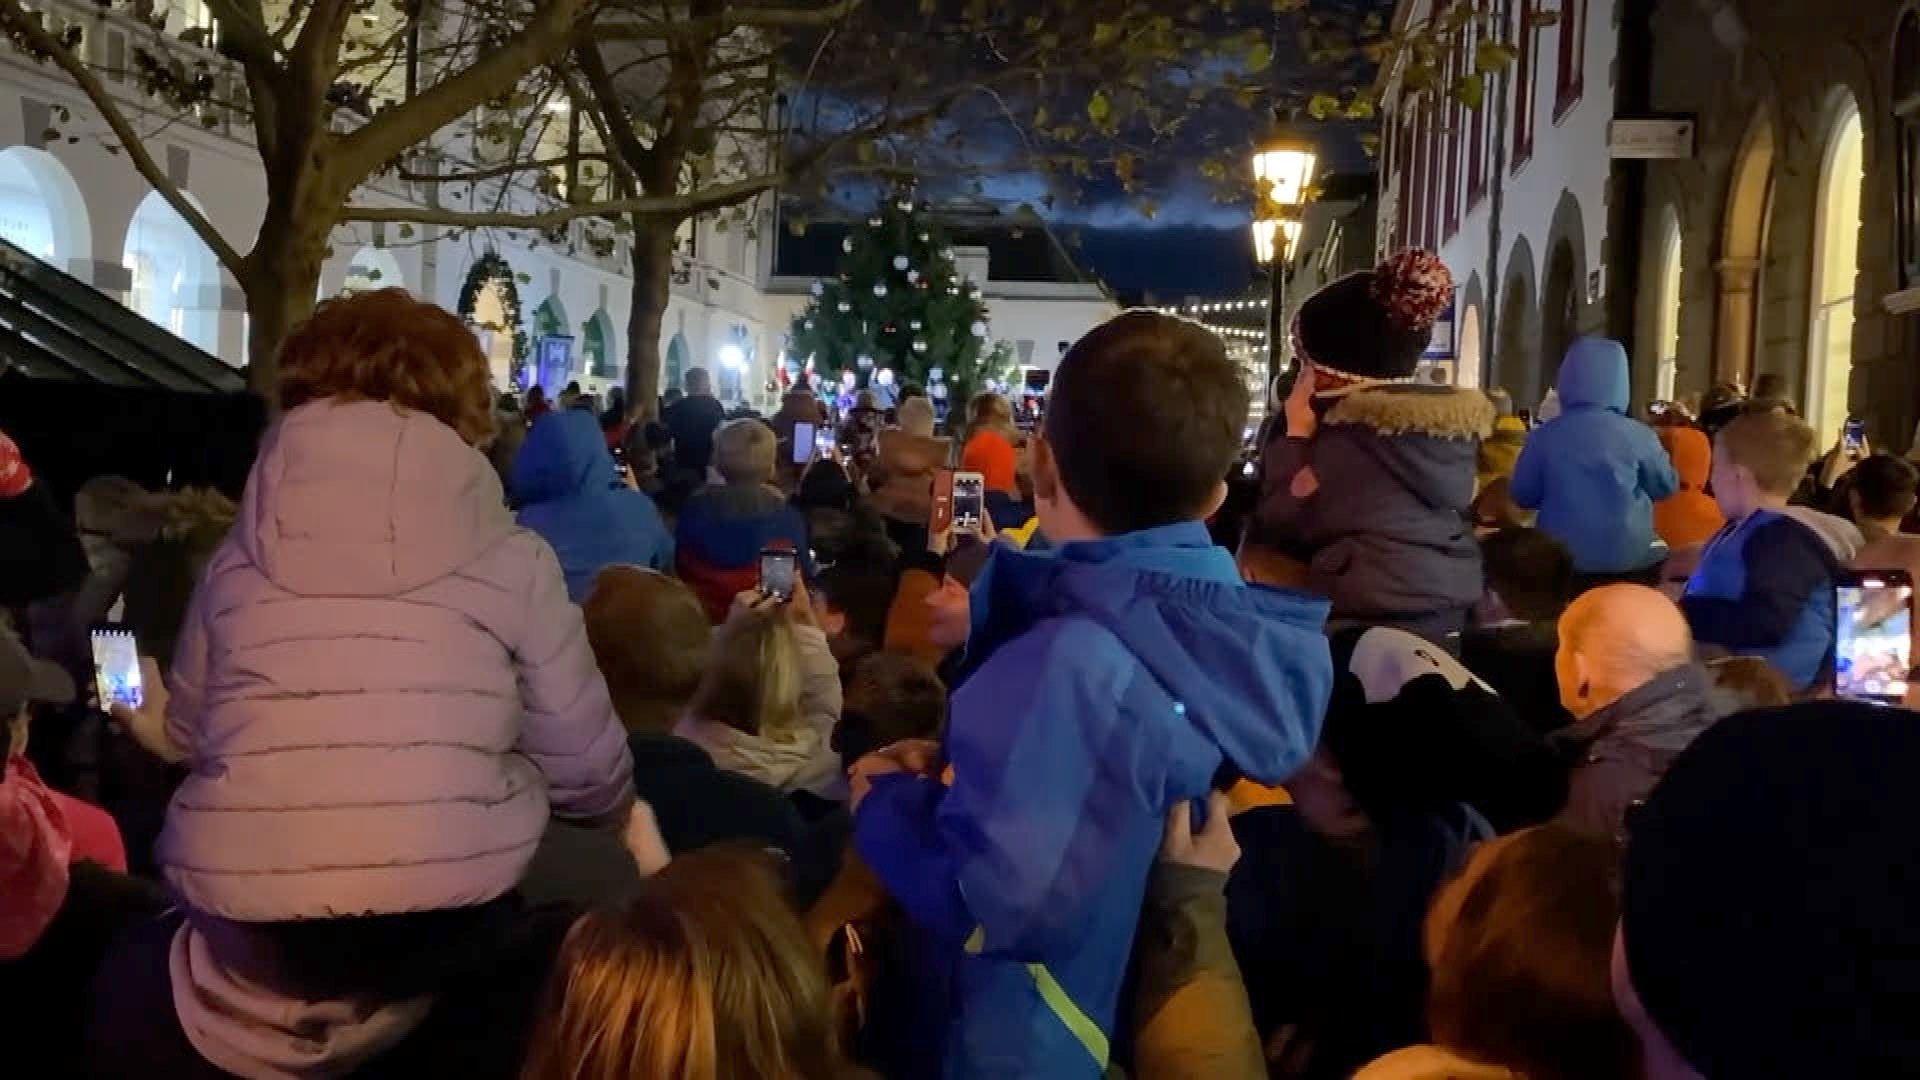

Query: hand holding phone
[
  {"left": 90, "top": 626, "right": 144, "bottom": 711},
  {"left": 1844, "top": 417, "right": 1868, "bottom": 459},
  {"left": 1835, "top": 570, "right": 1914, "bottom": 705},
  {"left": 758, "top": 548, "right": 798, "bottom": 602},
  {"left": 793, "top": 422, "right": 817, "bottom": 466},
  {"left": 951, "top": 471, "right": 986, "bottom": 538}
]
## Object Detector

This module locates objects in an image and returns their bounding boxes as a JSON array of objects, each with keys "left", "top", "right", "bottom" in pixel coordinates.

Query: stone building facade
[{"left": 1634, "top": 0, "right": 1920, "bottom": 448}]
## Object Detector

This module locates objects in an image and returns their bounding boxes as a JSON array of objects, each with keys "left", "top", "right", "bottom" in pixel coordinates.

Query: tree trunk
[
  {"left": 624, "top": 219, "right": 676, "bottom": 423},
  {"left": 241, "top": 201, "right": 331, "bottom": 397}
]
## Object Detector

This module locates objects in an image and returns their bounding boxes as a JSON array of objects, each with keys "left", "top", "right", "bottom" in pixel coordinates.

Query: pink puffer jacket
[{"left": 158, "top": 400, "right": 634, "bottom": 922}]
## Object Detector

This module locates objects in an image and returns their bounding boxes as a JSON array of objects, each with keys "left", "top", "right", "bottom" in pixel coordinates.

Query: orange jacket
[{"left": 1653, "top": 426, "right": 1725, "bottom": 550}]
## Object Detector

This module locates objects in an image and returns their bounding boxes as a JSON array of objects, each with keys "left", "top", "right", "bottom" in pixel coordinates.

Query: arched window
[
  {"left": 122, "top": 190, "right": 218, "bottom": 352},
  {"left": 341, "top": 246, "right": 403, "bottom": 294},
  {"left": 0, "top": 147, "right": 90, "bottom": 270},
  {"left": 581, "top": 310, "right": 616, "bottom": 378},
  {"left": 1896, "top": 15, "right": 1920, "bottom": 286},
  {"left": 1654, "top": 214, "right": 1682, "bottom": 401},
  {"left": 1809, "top": 97, "right": 1865, "bottom": 444},
  {"left": 1456, "top": 303, "right": 1483, "bottom": 388}
]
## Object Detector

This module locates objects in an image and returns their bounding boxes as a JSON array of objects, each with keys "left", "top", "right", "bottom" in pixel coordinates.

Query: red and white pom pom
[{"left": 1370, "top": 249, "right": 1455, "bottom": 331}]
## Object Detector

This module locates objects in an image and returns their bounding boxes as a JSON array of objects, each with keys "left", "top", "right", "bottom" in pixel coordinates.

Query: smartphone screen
[
  {"left": 90, "top": 626, "right": 144, "bottom": 711},
  {"left": 792, "top": 422, "right": 816, "bottom": 465},
  {"left": 815, "top": 427, "right": 836, "bottom": 459},
  {"left": 759, "top": 549, "right": 798, "bottom": 602},
  {"left": 952, "top": 471, "right": 986, "bottom": 536},
  {"left": 1836, "top": 574, "right": 1913, "bottom": 704},
  {"left": 1845, "top": 418, "right": 1868, "bottom": 456}
]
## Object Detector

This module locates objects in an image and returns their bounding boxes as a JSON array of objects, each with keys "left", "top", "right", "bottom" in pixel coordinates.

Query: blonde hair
[
  {"left": 898, "top": 395, "right": 936, "bottom": 438},
  {"left": 714, "top": 418, "right": 777, "bottom": 485},
  {"left": 279, "top": 288, "right": 495, "bottom": 446},
  {"left": 1716, "top": 410, "right": 1817, "bottom": 496},
  {"left": 520, "top": 849, "right": 841, "bottom": 1080},
  {"left": 687, "top": 608, "right": 802, "bottom": 738}
]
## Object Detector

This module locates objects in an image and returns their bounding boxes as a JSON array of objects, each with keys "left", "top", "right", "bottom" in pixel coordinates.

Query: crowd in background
[{"left": 2, "top": 263, "right": 1918, "bottom": 1080}]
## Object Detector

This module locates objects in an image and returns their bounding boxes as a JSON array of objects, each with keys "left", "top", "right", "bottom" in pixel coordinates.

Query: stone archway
[
  {"left": 123, "top": 189, "right": 219, "bottom": 353},
  {"left": 1457, "top": 273, "right": 1485, "bottom": 389},
  {"left": 1718, "top": 110, "right": 1776, "bottom": 386},
  {"left": 0, "top": 146, "right": 91, "bottom": 274},
  {"left": 1539, "top": 190, "right": 1589, "bottom": 393},
  {"left": 1496, "top": 236, "right": 1541, "bottom": 407}
]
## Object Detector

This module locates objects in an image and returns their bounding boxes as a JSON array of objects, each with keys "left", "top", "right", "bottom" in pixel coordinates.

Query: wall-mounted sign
[
  {"left": 1424, "top": 298, "right": 1456, "bottom": 360},
  {"left": 1609, "top": 117, "right": 1697, "bottom": 160}
]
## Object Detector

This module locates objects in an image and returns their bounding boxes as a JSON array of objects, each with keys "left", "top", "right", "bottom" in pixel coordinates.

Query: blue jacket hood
[
  {"left": 1557, "top": 337, "right": 1631, "bottom": 414},
  {"left": 965, "top": 522, "right": 1333, "bottom": 784},
  {"left": 513, "top": 409, "right": 615, "bottom": 505}
]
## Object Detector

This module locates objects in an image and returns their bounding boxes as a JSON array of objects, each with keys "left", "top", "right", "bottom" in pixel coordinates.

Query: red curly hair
[{"left": 278, "top": 288, "right": 495, "bottom": 446}]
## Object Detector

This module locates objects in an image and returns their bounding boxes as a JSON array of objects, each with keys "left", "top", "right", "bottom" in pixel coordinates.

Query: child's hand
[
  {"left": 788, "top": 575, "right": 819, "bottom": 629},
  {"left": 624, "top": 799, "right": 671, "bottom": 877},
  {"left": 1284, "top": 365, "right": 1318, "bottom": 440},
  {"left": 847, "top": 752, "right": 906, "bottom": 812},
  {"left": 110, "top": 657, "right": 184, "bottom": 765},
  {"left": 1160, "top": 792, "right": 1240, "bottom": 875}
]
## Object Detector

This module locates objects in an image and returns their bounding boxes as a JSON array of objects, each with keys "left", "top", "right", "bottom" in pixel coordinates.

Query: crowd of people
[{"left": 2, "top": 261, "right": 1918, "bottom": 1079}]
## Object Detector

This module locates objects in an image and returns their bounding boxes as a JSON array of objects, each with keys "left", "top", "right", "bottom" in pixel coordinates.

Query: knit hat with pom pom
[{"left": 1294, "top": 249, "right": 1453, "bottom": 383}]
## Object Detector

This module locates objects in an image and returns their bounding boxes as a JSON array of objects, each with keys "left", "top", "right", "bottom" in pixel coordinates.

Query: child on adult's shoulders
[
  {"left": 1253, "top": 250, "right": 1494, "bottom": 650},
  {"left": 848, "top": 309, "right": 1334, "bottom": 1078}
]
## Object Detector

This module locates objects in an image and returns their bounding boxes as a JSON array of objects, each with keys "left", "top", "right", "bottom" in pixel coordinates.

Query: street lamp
[{"left": 1251, "top": 134, "right": 1317, "bottom": 399}]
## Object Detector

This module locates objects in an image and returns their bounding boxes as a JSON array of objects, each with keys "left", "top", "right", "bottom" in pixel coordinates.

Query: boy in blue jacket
[
  {"left": 849, "top": 311, "right": 1335, "bottom": 1078},
  {"left": 1512, "top": 337, "right": 1678, "bottom": 583},
  {"left": 1682, "top": 410, "right": 1841, "bottom": 691}
]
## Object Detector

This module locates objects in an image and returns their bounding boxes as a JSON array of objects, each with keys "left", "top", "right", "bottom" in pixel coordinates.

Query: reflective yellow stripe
[
  {"left": 963, "top": 926, "right": 1109, "bottom": 1067},
  {"left": 1025, "top": 962, "right": 1110, "bottom": 1067},
  {"left": 964, "top": 925, "right": 985, "bottom": 954}
]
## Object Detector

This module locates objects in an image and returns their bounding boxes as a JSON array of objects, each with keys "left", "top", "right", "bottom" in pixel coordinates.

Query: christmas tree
[{"left": 785, "top": 190, "right": 1015, "bottom": 421}]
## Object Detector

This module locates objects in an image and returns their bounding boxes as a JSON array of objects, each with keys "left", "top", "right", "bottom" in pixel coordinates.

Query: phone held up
[
  {"left": 1835, "top": 569, "right": 1914, "bottom": 706},
  {"left": 792, "top": 422, "right": 817, "bottom": 466},
  {"left": 91, "top": 624, "right": 144, "bottom": 711},
  {"left": 1844, "top": 416, "right": 1868, "bottom": 458},
  {"left": 950, "top": 471, "right": 986, "bottom": 537},
  {"left": 759, "top": 548, "right": 798, "bottom": 603}
]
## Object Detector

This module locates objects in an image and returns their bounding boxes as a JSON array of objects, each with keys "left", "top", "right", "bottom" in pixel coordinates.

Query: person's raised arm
[{"left": 512, "top": 540, "right": 634, "bottom": 825}]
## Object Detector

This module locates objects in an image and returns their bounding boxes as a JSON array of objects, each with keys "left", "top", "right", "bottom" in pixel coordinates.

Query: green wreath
[{"left": 455, "top": 251, "right": 528, "bottom": 388}]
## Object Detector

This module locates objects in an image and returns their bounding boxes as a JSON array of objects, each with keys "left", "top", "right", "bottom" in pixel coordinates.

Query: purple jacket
[{"left": 158, "top": 401, "right": 634, "bottom": 921}]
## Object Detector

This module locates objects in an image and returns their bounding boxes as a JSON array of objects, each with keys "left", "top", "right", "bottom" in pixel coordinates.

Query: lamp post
[{"left": 1251, "top": 135, "right": 1317, "bottom": 402}]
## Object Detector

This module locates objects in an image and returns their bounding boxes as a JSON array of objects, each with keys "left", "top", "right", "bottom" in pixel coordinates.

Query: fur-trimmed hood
[{"left": 1323, "top": 384, "right": 1496, "bottom": 441}]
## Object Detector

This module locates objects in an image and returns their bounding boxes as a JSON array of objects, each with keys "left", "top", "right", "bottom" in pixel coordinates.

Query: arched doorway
[
  {"left": 582, "top": 309, "right": 616, "bottom": 379},
  {"left": 1808, "top": 95, "right": 1865, "bottom": 445},
  {"left": 1496, "top": 238, "right": 1540, "bottom": 407},
  {"left": 122, "top": 190, "right": 218, "bottom": 352},
  {"left": 341, "top": 245, "right": 403, "bottom": 294},
  {"left": 1541, "top": 240, "right": 1579, "bottom": 389},
  {"left": 1457, "top": 302, "right": 1484, "bottom": 389},
  {"left": 1718, "top": 112, "right": 1776, "bottom": 386},
  {"left": 0, "top": 146, "right": 90, "bottom": 272},
  {"left": 665, "top": 332, "right": 691, "bottom": 394},
  {"left": 1653, "top": 210, "right": 1683, "bottom": 401},
  {"left": 457, "top": 253, "right": 522, "bottom": 390}
]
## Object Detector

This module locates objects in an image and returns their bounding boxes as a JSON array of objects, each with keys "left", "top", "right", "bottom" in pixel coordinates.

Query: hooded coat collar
[
  {"left": 1558, "top": 662, "right": 1718, "bottom": 757},
  {"left": 961, "top": 521, "right": 1333, "bottom": 783}
]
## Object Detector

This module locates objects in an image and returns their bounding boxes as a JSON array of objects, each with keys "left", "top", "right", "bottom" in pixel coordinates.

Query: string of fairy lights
[{"left": 1144, "top": 296, "right": 1271, "bottom": 343}]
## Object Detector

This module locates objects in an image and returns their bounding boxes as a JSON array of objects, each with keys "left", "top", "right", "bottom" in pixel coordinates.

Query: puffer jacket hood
[
  {"left": 963, "top": 521, "right": 1333, "bottom": 785},
  {"left": 1661, "top": 426, "right": 1712, "bottom": 490},
  {"left": 1557, "top": 337, "right": 1630, "bottom": 414},
  {"left": 512, "top": 409, "right": 617, "bottom": 507},
  {"left": 237, "top": 401, "right": 513, "bottom": 597}
]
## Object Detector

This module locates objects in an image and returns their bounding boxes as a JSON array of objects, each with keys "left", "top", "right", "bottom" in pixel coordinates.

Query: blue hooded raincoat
[
  {"left": 1512, "top": 337, "right": 1678, "bottom": 574},
  {"left": 513, "top": 409, "right": 673, "bottom": 601},
  {"left": 854, "top": 521, "right": 1334, "bottom": 1078}
]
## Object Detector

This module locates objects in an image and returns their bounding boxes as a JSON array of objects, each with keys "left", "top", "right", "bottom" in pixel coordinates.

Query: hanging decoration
[{"left": 454, "top": 250, "right": 528, "bottom": 388}]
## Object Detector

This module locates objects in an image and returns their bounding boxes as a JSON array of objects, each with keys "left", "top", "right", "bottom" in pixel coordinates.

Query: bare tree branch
[{"left": 341, "top": 171, "right": 789, "bottom": 227}]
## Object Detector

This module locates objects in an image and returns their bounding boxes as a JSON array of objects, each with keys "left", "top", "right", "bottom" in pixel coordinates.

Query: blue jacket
[
  {"left": 513, "top": 410, "right": 673, "bottom": 601},
  {"left": 1683, "top": 509, "right": 1840, "bottom": 691},
  {"left": 853, "top": 521, "right": 1334, "bottom": 1078},
  {"left": 1512, "top": 338, "right": 1678, "bottom": 574}
]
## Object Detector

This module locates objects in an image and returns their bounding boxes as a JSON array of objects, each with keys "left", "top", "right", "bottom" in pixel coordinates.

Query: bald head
[{"left": 1558, "top": 585, "right": 1695, "bottom": 717}]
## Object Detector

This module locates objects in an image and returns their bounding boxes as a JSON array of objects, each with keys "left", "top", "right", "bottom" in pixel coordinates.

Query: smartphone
[
  {"left": 758, "top": 548, "right": 798, "bottom": 602},
  {"left": 792, "top": 422, "right": 816, "bottom": 465},
  {"left": 1649, "top": 401, "right": 1670, "bottom": 418},
  {"left": 1835, "top": 570, "right": 1913, "bottom": 705},
  {"left": 815, "top": 427, "right": 836, "bottom": 459},
  {"left": 90, "top": 625, "right": 144, "bottom": 711},
  {"left": 1844, "top": 417, "right": 1868, "bottom": 457},
  {"left": 952, "top": 470, "right": 986, "bottom": 537}
]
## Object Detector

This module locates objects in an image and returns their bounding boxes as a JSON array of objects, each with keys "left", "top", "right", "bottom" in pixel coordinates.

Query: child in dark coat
[{"left": 1254, "top": 251, "right": 1493, "bottom": 649}]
